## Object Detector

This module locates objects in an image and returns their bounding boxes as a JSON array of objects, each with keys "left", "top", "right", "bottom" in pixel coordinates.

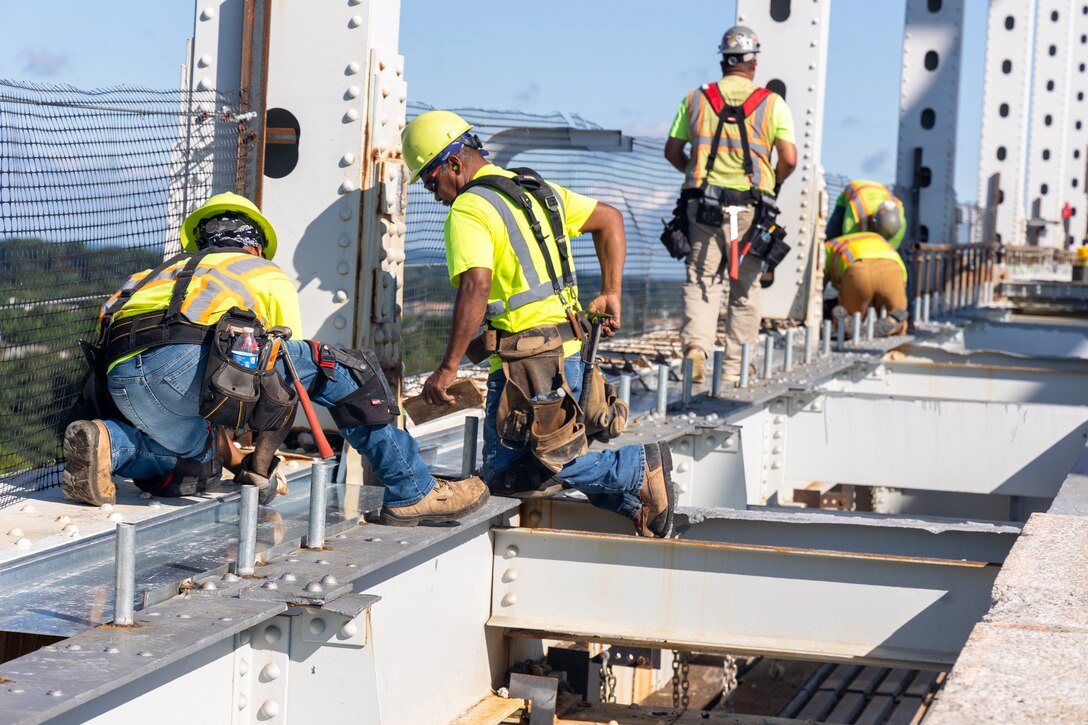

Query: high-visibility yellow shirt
[
  {"left": 824, "top": 232, "right": 908, "bottom": 289},
  {"left": 445, "top": 164, "right": 597, "bottom": 372},
  {"left": 668, "top": 75, "right": 795, "bottom": 192},
  {"left": 102, "top": 251, "right": 303, "bottom": 370},
  {"left": 834, "top": 179, "right": 906, "bottom": 250}
]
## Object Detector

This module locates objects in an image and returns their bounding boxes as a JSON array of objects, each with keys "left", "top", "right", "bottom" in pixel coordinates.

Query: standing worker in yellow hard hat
[
  {"left": 663, "top": 25, "right": 798, "bottom": 387},
  {"left": 825, "top": 201, "right": 910, "bottom": 337},
  {"left": 826, "top": 179, "right": 907, "bottom": 250},
  {"left": 64, "top": 192, "right": 488, "bottom": 526},
  {"left": 402, "top": 110, "right": 676, "bottom": 537}
]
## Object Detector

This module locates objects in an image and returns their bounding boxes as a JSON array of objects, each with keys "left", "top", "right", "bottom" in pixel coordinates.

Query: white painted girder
[{"left": 490, "top": 528, "right": 998, "bottom": 669}]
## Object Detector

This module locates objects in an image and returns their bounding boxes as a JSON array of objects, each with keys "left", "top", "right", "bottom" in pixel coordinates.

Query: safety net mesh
[{"left": 0, "top": 80, "right": 251, "bottom": 505}]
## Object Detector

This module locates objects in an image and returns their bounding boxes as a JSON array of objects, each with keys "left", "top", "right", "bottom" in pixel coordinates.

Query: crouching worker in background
[
  {"left": 63, "top": 193, "right": 488, "bottom": 526},
  {"left": 825, "top": 201, "right": 909, "bottom": 338}
]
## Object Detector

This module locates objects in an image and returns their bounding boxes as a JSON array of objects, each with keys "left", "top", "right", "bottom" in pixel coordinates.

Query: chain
[
  {"left": 598, "top": 653, "right": 617, "bottom": 704},
  {"left": 671, "top": 650, "right": 681, "bottom": 709},
  {"left": 722, "top": 655, "right": 738, "bottom": 713}
]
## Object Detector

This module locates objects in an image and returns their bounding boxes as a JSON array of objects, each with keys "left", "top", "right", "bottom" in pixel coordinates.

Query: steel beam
[
  {"left": 977, "top": 0, "right": 1037, "bottom": 245},
  {"left": 1025, "top": 0, "right": 1078, "bottom": 245},
  {"left": 956, "top": 317, "right": 1088, "bottom": 358},
  {"left": 782, "top": 392, "right": 1088, "bottom": 497},
  {"left": 820, "top": 359, "right": 1088, "bottom": 406},
  {"left": 897, "top": 0, "right": 966, "bottom": 244},
  {"left": 735, "top": 0, "right": 830, "bottom": 322},
  {"left": 490, "top": 528, "right": 998, "bottom": 669}
]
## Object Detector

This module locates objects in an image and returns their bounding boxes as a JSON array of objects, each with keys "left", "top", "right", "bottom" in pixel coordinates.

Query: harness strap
[
  {"left": 699, "top": 84, "right": 773, "bottom": 183},
  {"left": 461, "top": 169, "right": 579, "bottom": 320}
]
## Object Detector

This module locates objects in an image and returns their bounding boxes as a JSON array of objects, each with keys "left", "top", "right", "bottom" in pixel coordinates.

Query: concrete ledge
[{"left": 926, "top": 512, "right": 1088, "bottom": 722}]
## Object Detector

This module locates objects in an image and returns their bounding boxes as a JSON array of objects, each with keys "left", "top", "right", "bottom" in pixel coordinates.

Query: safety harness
[
  {"left": 699, "top": 83, "right": 773, "bottom": 192},
  {"left": 460, "top": 168, "right": 580, "bottom": 326},
  {"left": 100, "top": 249, "right": 226, "bottom": 365}
]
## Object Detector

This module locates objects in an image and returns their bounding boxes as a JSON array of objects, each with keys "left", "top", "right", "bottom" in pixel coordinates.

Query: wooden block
[
  {"left": 450, "top": 694, "right": 524, "bottom": 724},
  {"left": 403, "top": 378, "right": 485, "bottom": 425}
]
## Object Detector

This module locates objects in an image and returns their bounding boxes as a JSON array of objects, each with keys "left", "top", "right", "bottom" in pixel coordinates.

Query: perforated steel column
[
  {"left": 1058, "top": 4, "right": 1088, "bottom": 244},
  {"left": 896, "top": 0, "right": 966, "bottom": 245},
  {"left": 977, "top": 0, "right": 1038, "bottom": 246},
  {"left": 1025, "top": 0, "right": 1076, "bottom": 246},
  {"left": 734, "top": 0, "right": 830, "bottom": 322}
]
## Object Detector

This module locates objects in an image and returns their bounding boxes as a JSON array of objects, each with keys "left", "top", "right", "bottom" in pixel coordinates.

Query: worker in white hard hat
[
  {"left": 401, "top": 110, "right": 676, "bottom": 538},
  {"left": 664, "top": 25, "right": 797, "bottom": 387},
  {"left": 64, "top": 192, "right": 488, "bottom": 527}
]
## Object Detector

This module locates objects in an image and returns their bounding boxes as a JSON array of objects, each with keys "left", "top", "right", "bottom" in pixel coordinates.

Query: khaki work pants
[
  {"left": 680, "top": 204, "right": 761, "bottom": 377},
  {"left": 839, "top": 258, "right": 908, "bottom": 335}
]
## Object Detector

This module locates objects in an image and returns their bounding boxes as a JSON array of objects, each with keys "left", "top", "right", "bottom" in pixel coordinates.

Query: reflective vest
[
  {"left": 839, "top": 180, "right": 906, "bottom": 250},
  {"left": 460, "top": 169, "right": 580, "bottom": 322},
  {"left": 100, "top": 251, "right": 283, "bottom": 329},
  {"left": 825, "top": 232, "right": 907, "bottom": 288},
  {"left": 688, "top": 83, "right": 776, "bottom": 191}
]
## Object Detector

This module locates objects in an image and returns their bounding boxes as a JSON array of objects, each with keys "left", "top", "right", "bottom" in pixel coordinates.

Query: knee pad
[
  {"left": 133, "top": 434, "right": 222, "bottom": 497},
  {"left": 319, "top": 345, "right": 399, "bottom": 428}
]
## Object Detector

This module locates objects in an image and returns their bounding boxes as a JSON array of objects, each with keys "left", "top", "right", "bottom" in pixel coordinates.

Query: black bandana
[{"left": 197, "top": 214, "right": 265, "bottom": 252}]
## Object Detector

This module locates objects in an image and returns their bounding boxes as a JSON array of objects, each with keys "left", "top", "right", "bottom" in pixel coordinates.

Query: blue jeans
[
  {"left": 481, "top": 353, "right": 645, "bottom": 519},
  {"left": 103, "top": 340, "right": 435, "bottom": 507}
]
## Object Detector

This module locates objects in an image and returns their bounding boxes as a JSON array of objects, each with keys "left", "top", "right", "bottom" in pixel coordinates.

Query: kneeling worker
[
  {"left": 63, "top": 192, "right": 487, "bottom": 526},
  {"left": 826, "top": 179, "right": 906, "bottom": 250},
  {"left": 402, "top": 110, "right": 676, "bottom": 537},
  {"left": 825, "top": 200, "right": 909, "bottom": 337}
]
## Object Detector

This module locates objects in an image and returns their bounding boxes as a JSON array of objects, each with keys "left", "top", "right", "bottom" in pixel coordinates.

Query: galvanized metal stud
[
  {"left": 739, "top": 343, "right": 751, "bottom": 388},
  {"left": 655, "top": 363, "right": 669, "bottom": 417},
  {"left": 617, "top": 374, "right": 632, "bottom": 408},
  {"left": 784, "top": 329, "right": 796, "bottom": 371},
  {"left": 923, "top": 293, "right": 931, "bottom": 322},
  {"left": 710, "top": 349, "right": 724, "bottom": 398},
  {"left": 763, "top": 335, "right": 775, "bottom": 379},
  {"left": 307, "top": 460, "right": 334, "bottom": 549},
  {"left": 822, "top": 320, "right": 832, "bottom": 357},
  {"left": 913, "top": 296, "right": 922, "bottom": 323},
  {"left": 803, "top": 325, "right": 814, "bottom": 365},
  {"left": 836, "top": 318, "right": 846, "bottom": 351},
  {"left": 237, "top": 484, "right": 259, "bottom": 575},
  {"left": 681, "top": 358, "right": 694, "bottom": 407},
  {"left": 851, "top": 312, "right": 862, "bottom": 345},
  {"left": 880, "top": 306, "right": 888, "bottom": 319},
  {"left": 461, "top": 416, "right": 479, "bottom": 478},
  {"left": 865, "top": 309, "right": 876, "bottom": 341},
  {"left": 113, "top": 522, "right": 136, "bottom": 626}
]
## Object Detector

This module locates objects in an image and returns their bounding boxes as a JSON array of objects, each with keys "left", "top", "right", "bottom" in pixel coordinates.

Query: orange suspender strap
[{"left": 829, "top": 237, "right": 857, "bottom": 284}]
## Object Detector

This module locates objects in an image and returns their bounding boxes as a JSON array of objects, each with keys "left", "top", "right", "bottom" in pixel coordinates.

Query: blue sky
[{"left": 0, "top": 0, "right": 988, "bottom": 202}]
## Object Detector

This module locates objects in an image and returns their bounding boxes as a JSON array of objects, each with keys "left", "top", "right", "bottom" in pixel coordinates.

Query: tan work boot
[
  {"left": 684, "top": 348, "right": 707, "bottom": 384},
  {"left": 62, "top": 420, "right": 116, "bottom": 506},
  {"left": 632, "top": 442, "right": 676, "bottom": 538},
  {"left": 379, "top": 476, "right": 490, "bottom": 526}
]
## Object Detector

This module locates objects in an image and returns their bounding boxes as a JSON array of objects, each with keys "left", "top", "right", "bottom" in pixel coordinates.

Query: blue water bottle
[{"left": 230, "top": 327, "right": 260, "bottom": 369}]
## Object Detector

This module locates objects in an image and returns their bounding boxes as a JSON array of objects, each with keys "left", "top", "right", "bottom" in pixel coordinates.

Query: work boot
[
  {"left": 62, "top": 420, "right": 116, "bottom": 506},
  {"left": 874, "top": 311, "right": 907, "bottom": 338},
  {"left": 234, "top": 453, "right": 281, "bottom": 506},
  {"left": 379, "top": 476, "right": 489, "bottom": 526},
  {"left": 684, "top": 348, "right": 706, "bottom": 384},
  {"left": 633, "top": 442, "right": 676, "bottom": 538}
]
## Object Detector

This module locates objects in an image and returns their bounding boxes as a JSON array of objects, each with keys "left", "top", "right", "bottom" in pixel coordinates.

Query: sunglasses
[{"left": 422, "top": 161, "right": 445, "bottom": 193}]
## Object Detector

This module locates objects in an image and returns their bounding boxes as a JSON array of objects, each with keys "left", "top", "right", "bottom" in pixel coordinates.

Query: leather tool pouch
[
  {"left": 495, "top": 327, "right": 587, "bottom": 473},
  {"left": 582, "top": 365, "right": 629, "bottom": 443},
  {"left": 199, "top": 308, "right": 296, "bottom": 432}
]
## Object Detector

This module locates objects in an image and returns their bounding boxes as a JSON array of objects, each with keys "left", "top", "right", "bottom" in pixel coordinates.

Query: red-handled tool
[{"left": 267, "top": 327, "right": 335, "bottom": 459}]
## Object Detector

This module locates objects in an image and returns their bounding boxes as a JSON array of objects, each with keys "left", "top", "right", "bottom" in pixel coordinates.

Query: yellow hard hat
[
  {"left": 401, "top": 110, "right": 474, "bottom": 184},
  {"left": 181, "top": 192, "right": 278, "bottom": 260}
]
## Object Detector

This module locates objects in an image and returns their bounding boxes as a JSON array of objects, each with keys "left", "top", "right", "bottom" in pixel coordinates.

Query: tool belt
[
  {"left": 199, "top": 308, "right": 297, "bottom": 432},
  {"left": 103, "top": 311, "right": 210, "bottom": 365},
  {"left": 466, "top": 322, "right": 581, "bottom": 365},
  {"left": 581, "top": 364, "right": 628, "bottom": 443},
  {"left": 493, "top": 326, "right": 587, "bottom": 473}
]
